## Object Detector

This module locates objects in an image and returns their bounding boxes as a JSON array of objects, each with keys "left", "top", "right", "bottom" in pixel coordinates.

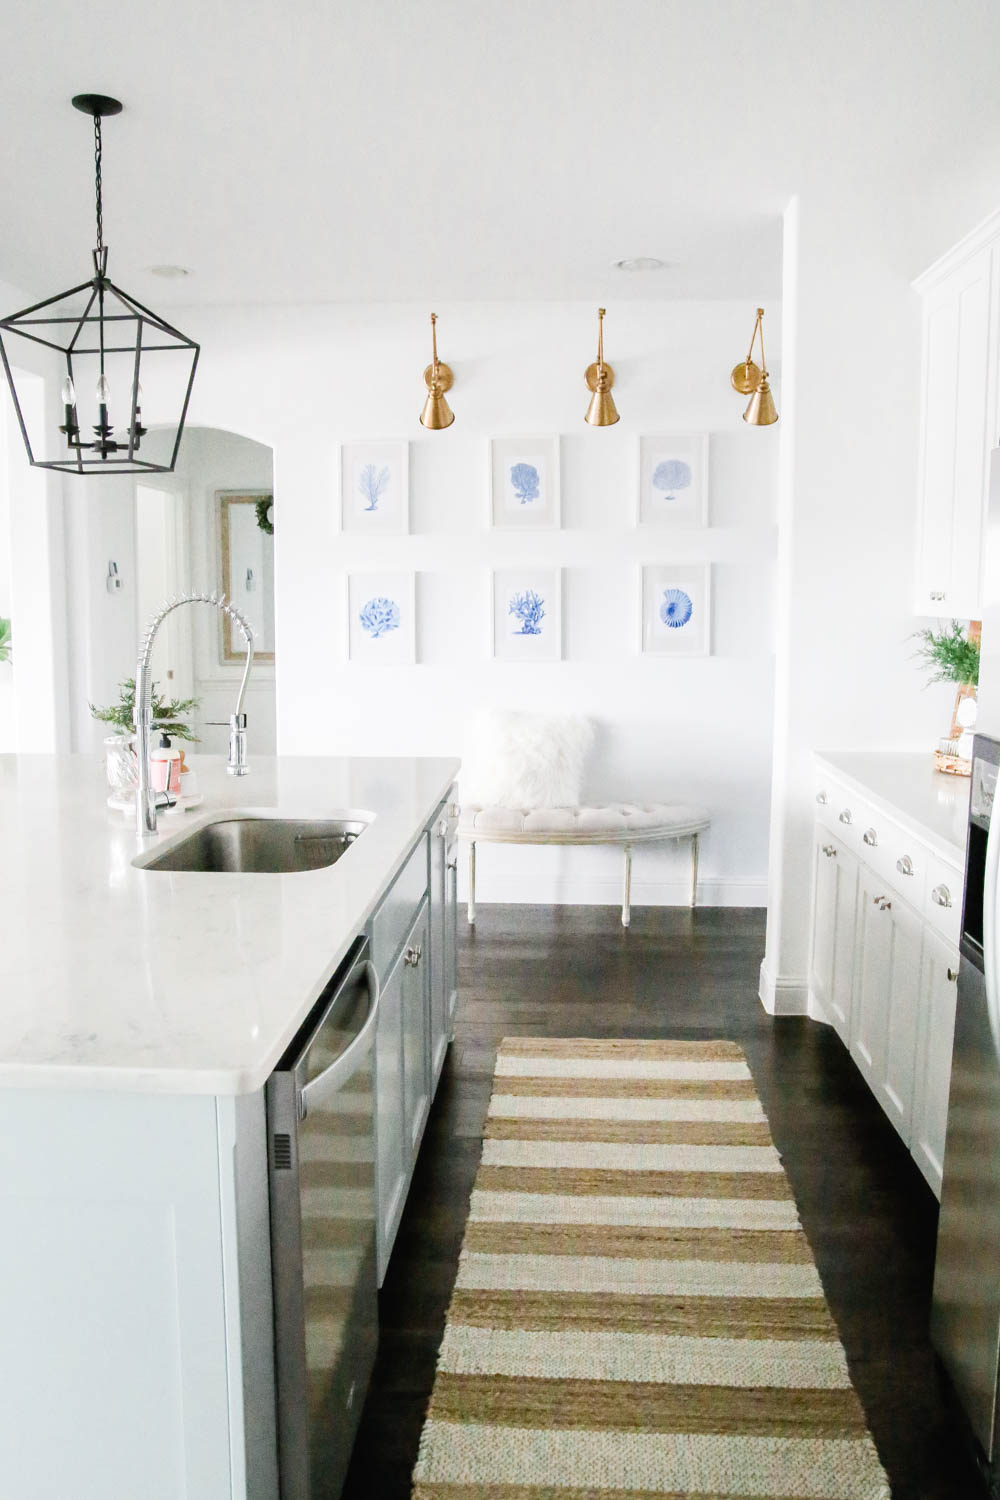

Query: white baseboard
[
  {"left": 758, "top": 958, "right": 809, "bottom": 1015},
  {"left": 458, "top": 874, "right": 768, "bottom": 909}
]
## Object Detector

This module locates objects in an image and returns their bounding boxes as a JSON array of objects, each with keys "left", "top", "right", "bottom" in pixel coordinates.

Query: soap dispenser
[{"left": 150, "top": 732, "right": 182, "bottom": 797}]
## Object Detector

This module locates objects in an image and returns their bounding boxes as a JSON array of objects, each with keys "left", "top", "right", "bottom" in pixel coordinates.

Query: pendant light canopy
[
  {"left": 420, "top": 312, "right": 454, "bottom": 429},
  {"left": 731, "top": 306, "right": 778, "bottom": 426},
  {"left": 584, "top": 307, "right": 619, "bottom": 426},
  {"left": 0, "top": 95, "right": 200, "bottom": 475}
]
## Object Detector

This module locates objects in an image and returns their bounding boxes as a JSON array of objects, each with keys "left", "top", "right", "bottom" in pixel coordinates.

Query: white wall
[{"left": 169, "top": 300, "right": 779, "bottom": 907}]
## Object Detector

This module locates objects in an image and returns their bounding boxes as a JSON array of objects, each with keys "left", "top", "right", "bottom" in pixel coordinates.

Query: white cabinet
[
  {"left": 809, "top": 822, "right": 859, "bottom": 1047},
  {"left": 851, "top": 871, "right": 923, "bottom": 1141},
  {"left": 810, "top": 764, "right": 964, "bottom": 1196},
  {"left": 914, "top": 221, "right": 1000, "bottom": 618},
  {"left": 911, "top": 928, "right": 960, "bottom": 1196},
  {"left": 375, "top": 945, "right": 407, "bottom": 1278},
  {"left": 401, "top": 901, "right": 431, "bottom": 1163}
]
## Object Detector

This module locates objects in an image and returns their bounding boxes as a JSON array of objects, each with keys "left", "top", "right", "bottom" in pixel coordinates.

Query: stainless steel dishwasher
[{"left": 267, "top": 936, "right": 380, "bottom": 1500}]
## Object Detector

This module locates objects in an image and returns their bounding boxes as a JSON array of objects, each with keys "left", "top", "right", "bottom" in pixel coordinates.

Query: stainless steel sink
[{"left": 137, "top": 815, "right": 369, "bottom": 874}]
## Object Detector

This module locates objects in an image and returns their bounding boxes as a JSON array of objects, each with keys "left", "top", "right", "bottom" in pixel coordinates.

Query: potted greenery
[
  {"left": 90, "top": 678, "right": 199, "bottom": 795},
  {"left": 911, "top": 620, "right": 980, "bottom": 774},
  {"left": 0, "top": 617, "right": 11, "bottom": 665}
]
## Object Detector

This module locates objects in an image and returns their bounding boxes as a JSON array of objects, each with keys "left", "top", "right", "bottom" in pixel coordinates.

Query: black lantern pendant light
[{"left": 0, "top": 95, "right": 199, "bottom": 475}]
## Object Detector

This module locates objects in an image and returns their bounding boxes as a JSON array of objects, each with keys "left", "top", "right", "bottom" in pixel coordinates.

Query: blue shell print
[
  {"left": 652, "top": 458, "right": 692, "bottom": 501},
  {"left": 659, "top": 588, "right": 693, "bottom": 629},
  {"left": 359, "top": 596, "right": 401, "bottom": 639},
  {"left": 509, "top": 462, "right": 541, "bottom": 505}
]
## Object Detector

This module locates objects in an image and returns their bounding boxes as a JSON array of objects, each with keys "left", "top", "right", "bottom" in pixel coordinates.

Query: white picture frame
[
  {"left": 491, "top": 567, "right": 562, "bottom": 661},
  {"left": 636, "top": 433, "right": 709, "bottom": 528},
  {"left": 489, "top": 436, "right": 561, "bottom": 529},
  {"left": 347, "top": 571, "right": 416, "bottom": 663},
  {"left": 639, "top": 563, "right": 712, "bottom": 657},
  {"left": 339, "top": 441, "right": 409, "bottom": 534}
]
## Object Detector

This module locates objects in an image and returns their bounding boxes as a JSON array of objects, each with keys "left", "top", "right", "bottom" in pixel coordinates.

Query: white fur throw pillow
[{"left": 461, "top": 708, "right": 594, "bottom": 809}]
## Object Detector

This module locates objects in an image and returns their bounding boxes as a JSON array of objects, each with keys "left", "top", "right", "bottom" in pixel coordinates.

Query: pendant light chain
[{"left": 93, "top": 112, "right": 104, "bottom": 255}]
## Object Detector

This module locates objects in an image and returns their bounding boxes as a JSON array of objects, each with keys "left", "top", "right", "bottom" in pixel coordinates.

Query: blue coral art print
[
  {"left": 359, "top": 596, "right": 401, "bottom": 639},
  {"left": 358, "top": 463, "right": 390, "bottom": 512},
  {"left": 652, "top": 458, "right": 692, "bottom": 502},
  {"left": 509, "top": 462, "right": 541, "bottom": 505},
  {"left": 660, "top": 588, "right": 693, "bottom": 629},
  {"left": 509, "top": 589, "right": 546, "bottom": 635}
]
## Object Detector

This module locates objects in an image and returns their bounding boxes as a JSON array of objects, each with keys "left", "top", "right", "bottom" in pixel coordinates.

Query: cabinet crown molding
[{"left": 913, "top": 204, "right": 1000, "bottom": 293}]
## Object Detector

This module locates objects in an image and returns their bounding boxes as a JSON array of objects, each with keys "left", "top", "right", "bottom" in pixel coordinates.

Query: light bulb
[
  {"left": 61, "top": 376, "right": 77, "bottom": 406},
  {"left": 96, "top": 373, "right": 111, "bottom": 405}
]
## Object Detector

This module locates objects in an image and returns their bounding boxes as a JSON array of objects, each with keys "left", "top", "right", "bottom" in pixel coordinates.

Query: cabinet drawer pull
[
  {"left": 930, "top": 590, "right": 946, "bottom": 602},
  {"left": 931, "top": 884, "right": 952, "bottom": 908},
  {"left": 404, "top": 944, "right": 423, "bottom": 967},
  {"left": 816, "top": 790, "right": 828, "bottom": 805},
  {"left": 877, "top": 897, "right": 893, "bottom": 912},
  {"left": 863, "top": 828, "right": 878, "bottom": 847},
  {"left": 838, "top": 809, "right": 853, "bottom": 825},
  {"left": 822, "top": 844, "right": 838, "bottom": 858},
  {"left": 947, "top": 967, "right": 959, "bottom": 982},
  {"left": 896, "top": 855, "right": 914, "bottom": 876}
]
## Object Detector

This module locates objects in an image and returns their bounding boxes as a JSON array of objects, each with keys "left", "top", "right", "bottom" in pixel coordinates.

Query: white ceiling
[{"left": 2, "top": 1, "right": 1000, "bottom": 307}]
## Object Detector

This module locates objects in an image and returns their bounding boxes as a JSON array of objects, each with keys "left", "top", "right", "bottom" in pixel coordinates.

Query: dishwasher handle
[{"left": 299, "top": 960, "right": 380, "bottom": 1118}]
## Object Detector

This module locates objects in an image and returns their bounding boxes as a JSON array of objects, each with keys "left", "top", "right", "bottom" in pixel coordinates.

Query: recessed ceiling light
[
  {"left": 614, "top": 257, "right": 669, "bottom": 272},
  {"left": 149, "top": 264, "right": 191, "bottom": 278}
]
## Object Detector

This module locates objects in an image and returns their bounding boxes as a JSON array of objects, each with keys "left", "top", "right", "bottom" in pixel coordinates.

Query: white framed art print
[
  {"left": 347, "top": 571, "right": 416, "bottom": 663},
  {"left": 340, "top": 441, "right": 409, "bottom": 533},
  {"left": 491, "top": 567, "right": 562, "bottom": 661},
  {"left": 636, "top": 433, "right": 709, "bottom": 527},
  {"left": 489, "top": 436, "right": 560, "bottom": 529},
  {"left": 639, "top": 564, "right": 711, "bottom": 657}
]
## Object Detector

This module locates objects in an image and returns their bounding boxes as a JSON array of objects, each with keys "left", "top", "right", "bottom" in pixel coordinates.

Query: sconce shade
[
  {"left": 743, "top": 375, "right": 778, "bottom": 426},
  {"left": 420, "top": 385, "right": 454, "bottom": 430},
  {"left": 584, "top": 307, "right": 619, "bottom": 426},
  {"left": 585, "top": 382, "right": 620, "bottom": 427},
  {"left": 420, "top": 312, "right": 454, "bottom": 429}
]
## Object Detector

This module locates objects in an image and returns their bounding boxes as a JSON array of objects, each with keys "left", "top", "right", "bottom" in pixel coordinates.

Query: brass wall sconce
[
  {"left": 420, "top": 312, "right": 455, "bottom": 429},
  {"left": 584, "top": 307, "right": 620, "bottom": 426},
  {"left": 731, "top": 306, "right": 778, "bottom": 425}
]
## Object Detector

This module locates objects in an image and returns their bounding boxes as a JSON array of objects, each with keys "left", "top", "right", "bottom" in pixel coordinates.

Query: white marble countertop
[
  {"left": 0, "top": 754, "right": 458, "bottom": 1096},
  {"left": 814, "top": 750, "right": 970, "bottom": 863}
]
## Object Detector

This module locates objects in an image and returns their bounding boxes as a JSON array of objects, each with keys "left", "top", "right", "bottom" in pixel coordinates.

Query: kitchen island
[{"left": 0, "top": 753, "right": 460, "bottom": 1500}]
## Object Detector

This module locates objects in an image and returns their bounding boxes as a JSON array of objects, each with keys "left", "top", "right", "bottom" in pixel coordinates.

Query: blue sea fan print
[
  {"left": 652, "top": 458, "right": 692, "bottom": 501},
  {"left": 359, "top": 596, "right": 401, "bottom": 639},
  {"left": 660, "top": 588, "right": 693, "bottom": 629},
  {"left": 509, "top": 589, "right": 546, "bottom": 635},
  {"left": 509, "top": 462, "right": 541, "bottom": 505},
  {"left": 359, "top": 463, "right": 391, "bottom": 512}
]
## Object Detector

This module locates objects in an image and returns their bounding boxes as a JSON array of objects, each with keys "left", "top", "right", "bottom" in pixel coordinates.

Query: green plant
[
  {"left": 911, "top": 620, "right": 980, "bottom": 686},
  {"left": 89, "top": 678, "right": 200, "bottom": 741},
  {"left": 0, "top": 617, "right": 10, "bottom": 665},
  {"left": 255, "top": 495, "right": 273, "bottom": 535}
]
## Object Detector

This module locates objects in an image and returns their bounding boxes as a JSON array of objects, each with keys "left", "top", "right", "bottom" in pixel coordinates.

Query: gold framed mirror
[{"left": 218, "top": 490, "right": 275, "bottom": 662}]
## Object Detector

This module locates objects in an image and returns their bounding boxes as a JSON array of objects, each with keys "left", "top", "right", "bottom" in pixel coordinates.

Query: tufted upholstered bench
[{"left": 458, "top": 803, "right": 711, "bottom": 928}]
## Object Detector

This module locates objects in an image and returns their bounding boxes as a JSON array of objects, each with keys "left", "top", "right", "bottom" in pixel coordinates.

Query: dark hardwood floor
[{"left": 342, "top": 903, "right": 984, "bottom": 1500}]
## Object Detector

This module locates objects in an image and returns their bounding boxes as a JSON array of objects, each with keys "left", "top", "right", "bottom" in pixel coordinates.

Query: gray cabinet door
[{"left": 402, "top": 900, "right": 431, "bottom": 1163}]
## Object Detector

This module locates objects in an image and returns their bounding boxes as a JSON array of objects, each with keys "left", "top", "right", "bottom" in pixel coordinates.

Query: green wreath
[{"left": 255, "top": 495, "right": 274, "bottom": 535}]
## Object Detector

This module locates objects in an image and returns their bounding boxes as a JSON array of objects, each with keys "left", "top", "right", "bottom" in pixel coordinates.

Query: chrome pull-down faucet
[{"left": 134, "top": 591, "right": 255, "bottom": 837}]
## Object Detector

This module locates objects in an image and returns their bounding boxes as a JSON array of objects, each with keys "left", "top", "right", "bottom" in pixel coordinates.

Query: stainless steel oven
[{"left": 267, "top": 937, "right": 379, "bottom": 1500}]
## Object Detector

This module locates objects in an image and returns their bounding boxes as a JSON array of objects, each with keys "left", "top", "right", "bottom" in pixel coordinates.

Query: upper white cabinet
[{"left": 914, "top": 214, "right": 1000, "bottom": 618}]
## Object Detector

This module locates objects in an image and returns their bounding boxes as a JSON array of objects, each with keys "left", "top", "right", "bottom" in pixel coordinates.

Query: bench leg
[
  {"left": 622, "top": 844, "right": 632, "bottom": 928},
  {"left": 467, "top": 841, "right": 477, "bottom": 926},
  {"left": 690, "top": 832, "right": 700, "bottom": 910}
]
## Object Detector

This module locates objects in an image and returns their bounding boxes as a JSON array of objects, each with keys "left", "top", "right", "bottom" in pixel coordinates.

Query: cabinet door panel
[
  {"left": 445, "top": 849, "right": 459, "bottom": 1028},
  {"left": 880, "top": 895, "right": 924, "bottom": 1141},
  {"left": 429, "top": 823, "right": 449, "bottom": 1085},
  {"left": 912, "top": 930, "right": 960, "bottom": 1197},
  {"left": 402, "top": 902, "right": 431, "bottom": 1163},
  {"left": 851, "top": 873, "right": 893, "bottom": 1089},
  {"left": 951, "top": 261, "right": 993, "bottom": 616},
  {"left": 810, "top": 827, "right": 859, "bottom": 1045},
  {"left": 375, "top": 960, "right": 406, "bottom": 1283}
]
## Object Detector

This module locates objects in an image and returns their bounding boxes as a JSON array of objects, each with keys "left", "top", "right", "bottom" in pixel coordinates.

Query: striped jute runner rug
[{"left": 412, "top": 1037, "right": 890, "bottom": 1500}]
